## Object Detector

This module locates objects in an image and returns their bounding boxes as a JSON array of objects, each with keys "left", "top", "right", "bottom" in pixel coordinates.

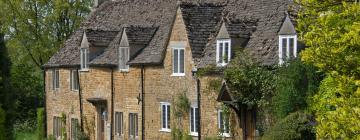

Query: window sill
[
  {"left": 189, "top": 132, "right": 198, "bottom": 137},
  {"left": 219, "top": 133, "right": 231, "bottom": 138},
  {"left": 159, "top": 129, "right": 171, "bottom": 133},
  {"left": 119, "top": 69, "right": 129, "bottom": 73},
  {"left": 171, "top": 73, "right": 185, "bottom": 77},
  {"left": 79, "top": 69, "right": 89, "bottom": 72},
  {"left": 216, "top": 63, "right": 228, "bottom": 67}
]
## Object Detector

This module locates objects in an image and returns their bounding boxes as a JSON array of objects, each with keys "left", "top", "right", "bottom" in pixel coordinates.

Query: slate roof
[
  {"left": 90, "top": 26, "right": 158, "bottom": 66},
  {"left": 45, "top": 0, "right": 297, "bottom": 68},
  {"left": 180, "top": 4, "right": 224, "bottom": 59},
  {"left": 85, "top": 29, "right": 119, "bottom": 47}
]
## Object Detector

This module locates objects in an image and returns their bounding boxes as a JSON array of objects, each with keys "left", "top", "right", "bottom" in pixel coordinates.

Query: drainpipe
[
  {"left": 43, "top": 68, "right": 47, "bottom": 136},
  {"left": 192, "top": 68, "right": 201, "bottom": 140},
  {"left": 111, "top": 68, "right": 114, "bottom": 140},
  {"left": 77, "top": 69, "right": 84, "bottom": 131},
  {"left": 141, "top": 65, "right": 145, "bottom": 140}
]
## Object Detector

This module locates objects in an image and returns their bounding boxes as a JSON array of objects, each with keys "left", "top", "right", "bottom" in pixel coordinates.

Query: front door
[{"left": 98, "top": 107, "right": 106, "bottom": 140}]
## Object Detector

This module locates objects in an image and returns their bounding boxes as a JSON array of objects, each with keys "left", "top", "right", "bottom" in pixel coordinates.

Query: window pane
[
  {"left": 167, "top": 105, "right": 170, "bottom": 129},
  {"left": 180, "top": 49, "right": 184, "bottom": 73},
  {"left": 289, "top": 38, "right": 294, "bottom": 58},
  {"left": 55, "top": 70, "right": 59, "bottom": 88},
  {"left": 162, "top": 105, "right": 166, "bottom": 128},
  {"left": 191, "top": 108, "right": 194, "bottom": 132},
  {"left": 219, "top": 111, "right": 224, "bottom": 132},
  {"left": 173, "top": 49, "right": 178, "bottom": 73},
  {"left": 224, "top": 43, "right": 229, "bottom": 63},
  {"left": 218, "top": 43, "right": 223, "bottom": 63},
  {"left": 195, "top": 108, "right": 199, "bottom": 132},
  {"left": 282, "top": 38, "right": 287, "bottom": 59},
  {"left": 135, "top": 114, "right": 138, "bottom": 136}
]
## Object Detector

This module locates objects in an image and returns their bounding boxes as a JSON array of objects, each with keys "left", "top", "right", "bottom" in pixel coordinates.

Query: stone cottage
[{"left": 44, "top": 0, "right": 300, "bottom": 140}]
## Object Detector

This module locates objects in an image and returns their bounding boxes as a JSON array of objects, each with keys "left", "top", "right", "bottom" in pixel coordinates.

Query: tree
[
  {"left": 1, "top": 0, "right": 92, "bottom": 68},
  {"left": 298, "top": 0, "right": 360, "bottom": 138}
]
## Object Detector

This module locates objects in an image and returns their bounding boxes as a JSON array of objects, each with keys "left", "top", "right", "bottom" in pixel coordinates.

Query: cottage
[{"left": 44, "top": 0, "right": 300, "bottom": 140}]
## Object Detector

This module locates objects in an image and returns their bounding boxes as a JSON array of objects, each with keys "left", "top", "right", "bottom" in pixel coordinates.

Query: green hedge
[
  {"left": 261, "top": 111, "right": 315, "bottom": 140},
  {"left": 0, "top": 106, "right": 5, "bottom": 140},
  {"left": 37, "top": 108, "right": 45, "bottom": 140}
]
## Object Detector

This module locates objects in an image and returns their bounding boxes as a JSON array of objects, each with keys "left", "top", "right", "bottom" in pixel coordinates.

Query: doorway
[{"left": 97, "top": 106, "right": 106, "bottom": 140}]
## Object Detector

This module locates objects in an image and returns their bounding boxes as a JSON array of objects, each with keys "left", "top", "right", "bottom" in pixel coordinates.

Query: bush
[
  {"left": 0, "top": 106, "right": 5, "bottom": 140},
  {"left": 37, "top": 108, "right": 45, "bottom": 140},
  {"left": 272, "top": 59, "right": 321, "bottom": 119},
  {"left": 261, "top": 111, "right": 315, "bottom": 140}
]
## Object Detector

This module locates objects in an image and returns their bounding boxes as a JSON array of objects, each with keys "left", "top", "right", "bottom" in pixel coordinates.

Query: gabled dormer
[
  {"left": 80, "top": 32, "right": 89, "bottom": 71},
  {"left": 216, "top": 23, "right": 231, "bottom": 67},
  {"left": 278, "top": 14, "right": 297, "bottom": 65},
  {"left": 118, "top": 29, "right": 130, "bottom": 72}
]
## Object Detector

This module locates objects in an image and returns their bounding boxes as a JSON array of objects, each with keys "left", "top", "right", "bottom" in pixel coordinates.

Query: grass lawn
[{"left": 15, "top": 132, "right": 37, "bottom": 140}]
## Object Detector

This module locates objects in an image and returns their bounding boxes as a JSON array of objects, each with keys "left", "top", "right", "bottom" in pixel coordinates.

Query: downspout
[
  {"left": 193, "top": 70, "right": 201, "bottom": 140},
  {"left": 196, "top": 78, "right": 201, "bottom": 140},
  {"left": 141, "top": 65, "right": 145, "bottom": 140},
  {"left": 43, "top": 68, "right": 47, "bottom": 136},
  {"left": 111, "top": 68, "right": 114, "bottom": 140},
  {"left": 77, "top": 69, "right": 84, "bottom": 131}
]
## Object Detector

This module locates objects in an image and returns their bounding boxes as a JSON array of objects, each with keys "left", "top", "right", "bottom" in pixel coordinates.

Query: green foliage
[
  {"left": 60, "top": 113, "right": 67, "bottom": 140},
  {"left": 298, "top": 0, "right": 360, "bottom": 138},
  {"left": 0, "top": 106, "right": 5, "bottom": 140},
  {"left": 224, "top": 51, "right": 275, "bottom": 108},
  {"left": 46, "top": 135, "right": 56, "bottom": 140},
  {"left": 173, "top": 92, "right": 191, "bottom": 118},
  {"left": 262, "top": 111, "right": 315, "bottom": 140},
  {"left": 171, "top": 127, "right": 193, "bottom": 140},
  {"left": 272, "top": 59, "right": 321, "bottom": 119},
  {"left": 36, "top": 108, "right": 45, "bottom": 140},
  {"left": 204, "top": 136, "right": 220, "bottom": 140}
]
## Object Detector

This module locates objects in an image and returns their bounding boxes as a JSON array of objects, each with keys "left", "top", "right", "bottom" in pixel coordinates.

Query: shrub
[
  {"left": 0, "top": 106, "right": 5, "bottom": 140},
  {"left": 261, "top": 111, "right": 315, "bottom": 140},
  {"left": 37, "top": 108, "right": 45, "bottom": 140}
]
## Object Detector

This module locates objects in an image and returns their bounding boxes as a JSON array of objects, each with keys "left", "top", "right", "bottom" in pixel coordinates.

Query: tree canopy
[{"left": 298, "top": 0, "right": 360, "bottom": 139}]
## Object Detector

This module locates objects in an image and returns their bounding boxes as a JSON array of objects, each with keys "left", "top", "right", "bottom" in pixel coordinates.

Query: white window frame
[
  {"left": 129, "top": 113, "right": 138, "bottom": 139},
  {"left": 70, "top": 70, "right": 79, "bottom": 91},
  {"left": 160, "top": 102, "right": 171, "bottom": 132},
  {"left": 80, "top": 48, "right": 89, "bottom": 71},
  {"left": 189, "top": 105, "right": 199, "bottom": 136},
  {"left": 279, "top": 35, "right": 297, "bottom": 64},
  {"left": 171, "top": 42, "right": 186, "bottom": 77},
  {"left": 216, "top": 39, "right": 231, "bottom": 67},
  {"left": 53, "top": 116, "right": 62, "bottom": 139},
  {"left": 70, "top": 118, "right": 79, "bottom": 140},
  {"left": 115, "top": 112, "right": 123, "bottom": 136},
  {"left": 53, "top": 69, "right": 60, "bottom": 90},
  {"left": 119, "top": 47, "right": 130, "bottom": 72},
  {"left": 218, "top": 110, "right": 230, "bottom": 137}
]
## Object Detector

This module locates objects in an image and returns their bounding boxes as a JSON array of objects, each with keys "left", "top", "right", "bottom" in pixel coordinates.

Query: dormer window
[
  {"left": 216, "top": 39, "right": 231, "bottom": 66},
  {"left": 80, "top": 48, "right": 89, "bottom": 70},
  {"left": 279, "top": 35, "right": 297, "bottom": 64},
  {"left": 119, "top": 47, "right": 130, "bottom": 71}
]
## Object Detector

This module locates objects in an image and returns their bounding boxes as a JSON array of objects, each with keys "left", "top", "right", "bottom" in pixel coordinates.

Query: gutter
[
  {"left": 141, "top": 65, "right": 145, "bottom": 140},
  {"left": 111, "top": 68, "right": 114, "bottom": 140},
  {"left": 77, "top": 69, "right": 84, "bottom": 131}
]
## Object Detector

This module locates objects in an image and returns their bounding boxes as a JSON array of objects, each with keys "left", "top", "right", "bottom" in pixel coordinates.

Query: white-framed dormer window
[
  {"left": 190, "top": 105, "right": 199, "bottom": 136},
  {"left": 216, "top": 39, "right": 231, "bottom": 66},
  {"left": 119, "top": 47, "right": 130, "bottom": 72},
  {"left": 218, "top": 110, "right": 230, "bottom": 137},
  {"left": 160, "top": 102, "right": 171, "bottom": 132},
  {"left": 70, "top": 70, "right": 79, "bottom": 91},
  {"left": 172, "top": 42, "right": 185, "bottom": 76},
  {"left": 279, "top": 35, "right": 297, "bottom": 64},
  {"left": 52, "top": 69, "right": 60, "bottom": 90},
  {"left": 80, "top": 48, "right": 89, "bottom": 71}
]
